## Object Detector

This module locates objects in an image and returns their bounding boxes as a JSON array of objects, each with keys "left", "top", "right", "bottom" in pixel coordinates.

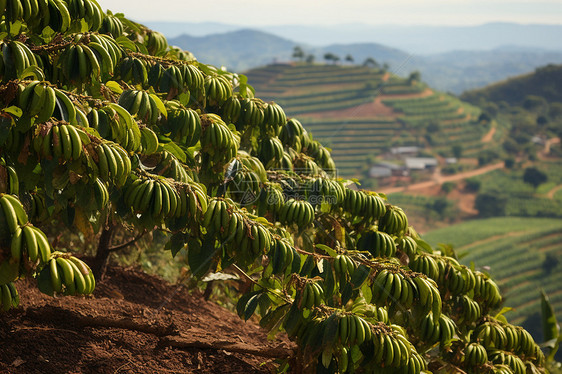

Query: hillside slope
[
  {"left": 245, "top": 63, "right": 488, "bottom": 179},
  {"left": 461, "top": 64, "right": 562, "bottom": 105}
]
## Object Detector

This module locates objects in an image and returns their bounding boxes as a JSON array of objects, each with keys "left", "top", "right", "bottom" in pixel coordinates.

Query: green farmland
[{"left": 423, "top": 217, "right": 562, "bottom": 331}]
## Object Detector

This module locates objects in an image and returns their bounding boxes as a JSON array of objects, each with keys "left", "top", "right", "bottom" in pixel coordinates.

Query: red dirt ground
[{"left": 0, "top": 265, "right": 295, "bottom": 374}]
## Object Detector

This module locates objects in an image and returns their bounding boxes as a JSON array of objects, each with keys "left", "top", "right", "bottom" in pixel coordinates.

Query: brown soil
[
  {"left": 0, "top": 264, "right": 295, "bottom": 374},
  {"left": 304, "top": 97, "right": 398, "bottom": 119},
  {"left": 481, "top": 126, "right": 496, "bottom": 143}
]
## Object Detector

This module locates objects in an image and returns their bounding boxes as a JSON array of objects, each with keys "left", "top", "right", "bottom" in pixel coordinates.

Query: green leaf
[
  {"left": 321, "top": 313, "right": 339, "bottom": 349},
  {"left": 414, "top": 238, "right": 433, "bottom": 254},
  {"left": 105, "top": 81, "right": 123, "bottom": 94},
  {"left": 187, "top": 234, "right": 215, "bottom": 278},
  {"left": 244, "top": 293, "right": 261, "bottom": 321},
  {"left": 162, "top": 142, "right": 186, "bottom": 163},
  {"left": 541, "top": 290, "right": 559, "bottom": 342},
  {"left": 350, "top": 264, "right": 370, "bottom": 290},
  {"left": 116, "top": 36, "right": 137, "bottom": 51},
  {"left": 315, "top": 244, "right": 337, "bottom": 258},
  {"left": 3, "top": 106, "right": 23, "bottom": 117}
]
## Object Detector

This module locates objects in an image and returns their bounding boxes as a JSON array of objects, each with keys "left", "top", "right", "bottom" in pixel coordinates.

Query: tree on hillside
[
  {"left": 305, "top": 54, "right": 315, "bottom": 64},
  {"left": 0, "top": 3, "right": 550, "bottom": 374},
  {"left": 523, "top": 167, "right": 548, "bottom": 189},
  {"left": 408, "top": 71, "right": 421, "bottom": 85},
  {"left": 323, "top": 52, "right": 335, "bottom": 64},
  {"left": 292, "top": 46, "right": 305, "bottom": 62},
  {"left": 362, "top": 57, "right": 378, "bottom": 68},
  {"left": 345, "top": 54, "right": 354, "bottom": 64}
]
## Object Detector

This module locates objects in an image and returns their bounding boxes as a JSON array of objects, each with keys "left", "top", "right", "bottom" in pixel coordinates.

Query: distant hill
[
  {"left": 147, "top": 21, "right": 562, "bottom": 54},
  {"left": 460, "top": 64, "right": 562, "bottom": 106},
  {"left": 168, "top": 29, "right": 296, "bottom": 72},
  {"left": 165, "top": 28, "right": 562, "bottom": 94}
]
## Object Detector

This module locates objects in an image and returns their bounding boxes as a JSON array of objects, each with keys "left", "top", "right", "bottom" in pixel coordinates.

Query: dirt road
[{"left": 383, "top": 162, "right": 504, "bottom": 194}]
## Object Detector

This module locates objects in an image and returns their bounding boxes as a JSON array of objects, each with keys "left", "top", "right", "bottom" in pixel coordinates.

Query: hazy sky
[{"left": 97, "top": 0, "right": 562, "bottom": 26}]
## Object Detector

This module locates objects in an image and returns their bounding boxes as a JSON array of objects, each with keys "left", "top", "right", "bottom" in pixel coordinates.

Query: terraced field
[
  {"left": 245, "top": 63, "right": 487, "bottom": 177},
  {"left": 423, "top": 217, "right": 562, "bottom": 327}
]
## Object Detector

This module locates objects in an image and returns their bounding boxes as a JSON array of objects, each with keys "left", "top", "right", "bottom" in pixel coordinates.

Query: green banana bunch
[
  {"left": 368, "top": 326, "right": 411, "bottom": 368},
  {"left": 163, "top": 100, "right": 201, "bottom": 147},
  {"left": 473, "top": 320, "right": 508, "bottom": 350},
  {"left": 226, "top": 162, "right": 261, "bottom": 206},
  {"left": 261, "top": 101, "right": 286, "bottom": 136},
  {"left": 53, "top": 40, "right": 108, "bottom": 86},
  {"left": 94, "top": 140, "right": 131, "bottom": 187},
  {"left": 356, "top": 229, "right": 397, "bottom": 258},
  {"left": 17, "top": 80, "right": 57, "bottom": 124},
  {"left": 90, "top": 103, "right": 141, "bottom": 152},
  {"left": 220, "top": 95, "right": 242, "bottom": 124},
  {"left": 37, "top": 253, "right": 95, "bottom": 296},
  {"left": 178, "top": 63, "right": 204, "bottom": 92},
  {"left": 0, "top": 161, "right": 19, "bottom": 195},
  {"left": 488, "top": 350, "right": 526, "bottom": 374},
  {"left": 395, "top": 236, "right": 418, "bottom": 259},
  {"left": 10, "top": 223, "right": 52, "bottom": 264},
  {"left": 411, "top": 275, "right": 442, "bottom": 318},
  {"left": 92, "top": 177, "right": 109, "bottom": 211},
  {"left": 268, "top": 237, "right": 298, "bottom": 275},
  {"left": 455, "top": 294, "right": 482, "bottom": 324},
  {"left": 371, "top": 269, "right": 415, "bottom": 308},
  {"left": 123, "top": 176, "right": 181, "bottom": 223},
  {"left": 200, "top": 113, "right": 238, "bottom": 165},
  {"left": 279, "top": 118, "right": 305, "bottom": 152},
  {"left": 473, "top": 271, "right": 502, "bottom": 308},
  {"left": 239, "top": 97, "right": 266, "bottom": 130},
  {"left": 25, "top": 0, "right": 71, "bottom": 34},
  {"left": 99, "top": 11, "right": 124, "bottom": 38},
  {"left": 338, "top": 314, "right": 372, "bottom": 346},
  {"left": 118, "top": 89, "right": 164, "bottom": 125},
  {"left": 145, "top": 30, "right": 168, "bottom": 56},
  {"left": 298, "top": 281, "right": 323, "bottom": 309},
  {"left": 343, "top": 188, "right": 387, "bottom": 220},
  {"left": 408, "top": 253, "right": 440, "bottom": 281},
  {"left": 277, "top": 198, "right": 315, "bottom": 227},
  {"left": 396, "top": 348, "right": 427, "bottom": 374},
  {"left": 292, "top": 153, "right": 322, "bottom": 176},
  {"left": 464, "top": 342, "right": 488, "bottom": 367},
  {"left": 0, "top": 193, "right": 29, "bottom": 235},
  {"left": 204, "top": 74, "right": 233, "bottom": 107},
  {"left": 20, "top": 189, "right": 50, "bottom": 222},
  {"left": 333, "top": 254, "right": 357, "bottom": 279},
  {"left": 237, "top": 151, "right": 267, "bottom": 182},
  {"left": 0, "top": 40, "right": 39, "bottom": 81},
  {"left": 379, "top": 205, "right": 409, "bottom": 237},
  {"left": 419, "top": 312, "right": 456, "bottom": 345},
  {"left": 172, "top": 182, "right": 208, "bottom": 222},
  {"left": 309, "top": 144, "right": 336, "bottom": 176},
  {"left": 152, "top": 151, "right": 194, "bottom": 183},
  {"left": 32, "top": 122, "right": 84, "bottom": 162},
  {"left": 257, "top": 136, "right": 285, "bottom": 169},
  {"left": 158, "top": 64, "right": 183, "bottom": 95},
  {"left": 0, "top": 282, "right": 19, "bottom": 312},
  {"left": 63, "top": 0, "right": 104, "bottom": 31},
  {"left": 256, "top": 182, "right": 284, "bottom": 216},
  {"left": 304, "top": 177, "right": 345, "bottom": 208},
  {"left": 116, "top": 56, "right": 148, "bottom": 87}
]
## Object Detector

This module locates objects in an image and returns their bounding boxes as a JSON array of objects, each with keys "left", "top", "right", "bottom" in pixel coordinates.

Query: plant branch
[{"left": 107, "top": 230, "right": 147, "bottom": 253}]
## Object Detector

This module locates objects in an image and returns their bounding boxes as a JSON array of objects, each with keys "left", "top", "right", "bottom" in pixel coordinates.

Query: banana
[
  {"left": 59, "top": 123, "right": 73, "bottom": 161},
  {"left": 33, "top": 226, "right": 51, "bottom": 263},
  {"left": 56, "top": 257, "right": 75, "bottom": 289},
  {"left": 66, "top": 124, "right": 82, "bottom": 160},
  {"left": 49, "top": 258, "right": 63, "bottom": 293},
  {"left": 2, "top": 194, "right": 28, "bottom": 227},
  {"left": 0, "top": 194, "right": 20, "bottom": 234},
  {"left": 22, "top": 224, "right": 38, "bottom": 262}
]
